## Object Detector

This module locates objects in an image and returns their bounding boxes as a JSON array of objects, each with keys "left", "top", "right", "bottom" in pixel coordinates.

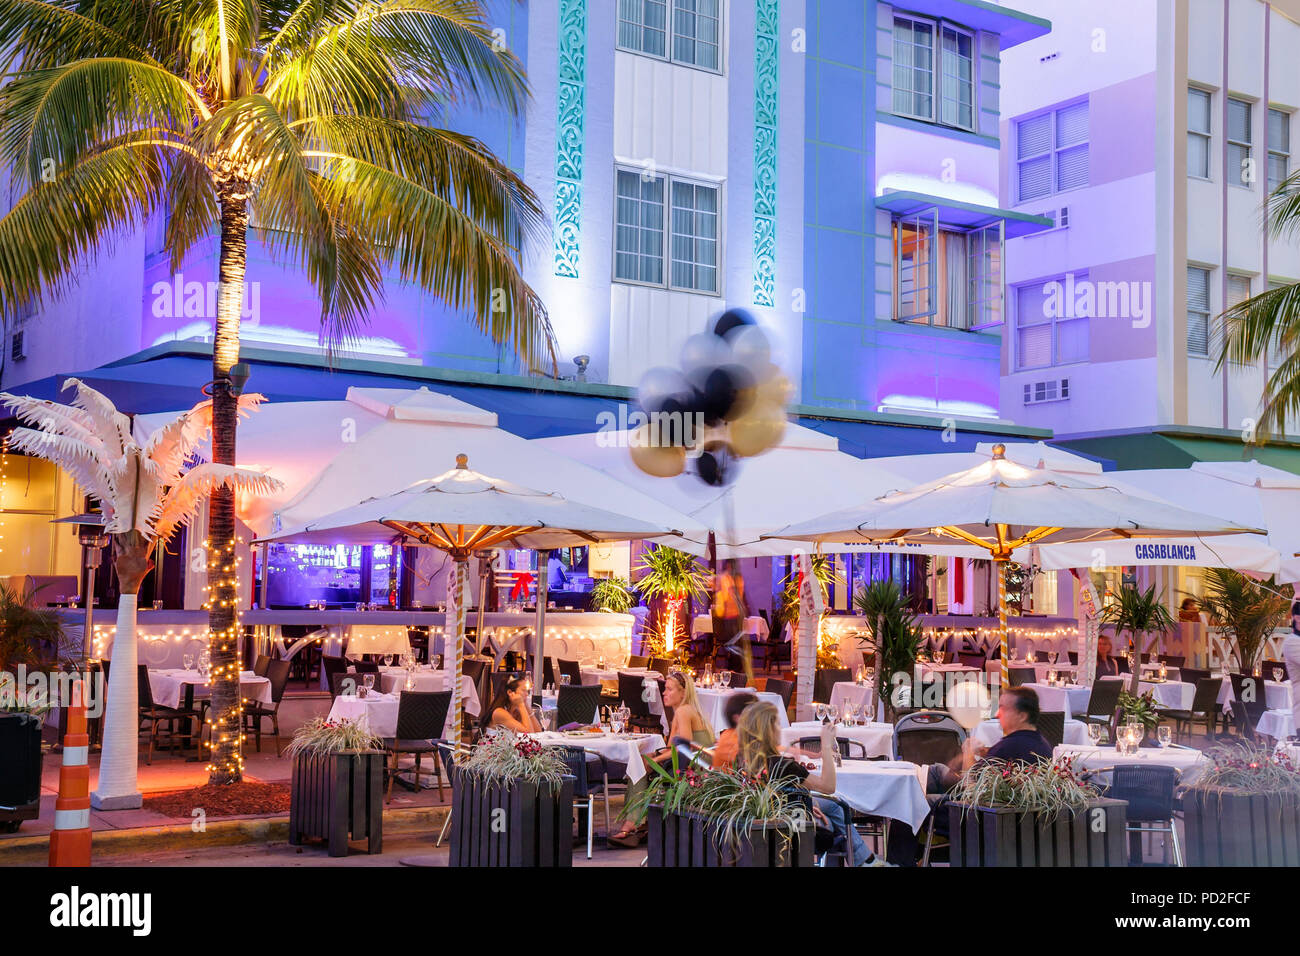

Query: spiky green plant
[
  {"left": 0, "top": 583, "right": 69, "bottom": 673},
  {"left": 634, "top": 546, "right": 709, "bottom": 603},
  {"left": 854, "top": 580, "right": 923, "bottom": 721},
  {"left": 457, "top": 728, "right": 567, "bottom": 793},
  {"left": 0, "top": 0, "right": 553, "bottom": 783},
  {"left": 590, "top": 576, "right": 634, "bottom": 614},
  {"left": 285, "top": 716, "right": 382, "bottom": 758},
  {"left": 953, "top": 756, "right": 1099, "bottom": 820},
  {"left": 1196, "top": 568, "right": 1294, "bottom": 674},
  {"left": 1099, "top": 584, "right": 1176, "bottom": 693},
  {"left": 1191, "top": 740, "right": 1300, "bottom": 796}
]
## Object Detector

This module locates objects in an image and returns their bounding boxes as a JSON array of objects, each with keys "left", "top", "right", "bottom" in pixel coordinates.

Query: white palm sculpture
[{"left": 1, "top": 379, "right": 281, "bottom": 808}]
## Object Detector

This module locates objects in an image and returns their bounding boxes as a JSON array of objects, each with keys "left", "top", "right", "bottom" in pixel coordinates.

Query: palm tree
[
  {"left": 1217, "top": 177, "right": 1300, "bottom": 436},
  {"left": 1197, "top": 568, "right": 1294, "bottom": 674},
  {"left": 854, "top": 580, "right": 922, "bottom": 722},
  {"left": 0, "top": 0, "right": 554, "bottom": 782},
  {"left": 634, "top": 546, "right": 709, "bottom": 656},
  {"left": 1, "top": 378, "right": 279, "bottom": 806},
  {"left": 1099, "top": 584, "right": 1176, "bottom": 694}
]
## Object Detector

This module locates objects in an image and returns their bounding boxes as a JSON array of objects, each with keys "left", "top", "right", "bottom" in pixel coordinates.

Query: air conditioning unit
[
  {"left": 1039, "top": 206, "right": 1070, "bottom": 229},
  {"left": 10, "top": 330, "right": 26, "bottom": 362},
  {"left": 1023, "top": 378, "right": 1069, "bottom": 405}
]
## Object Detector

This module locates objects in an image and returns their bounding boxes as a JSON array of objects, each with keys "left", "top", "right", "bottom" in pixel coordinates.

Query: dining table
[
  {"left": 1023, "top": 682, "right": 1091, "bottom": 720},
  {"left": 375, "top": 665, "right": 479, "bottom": 701},
  {"left": 972, "top": 717, "right": 1090, "bottom": 748},
  {"left": 328, "top": 686, "right": 480, "bottom": 740},
  {"left": 780, "top": 720, "right": 894, "bottom": 758},
  {"left": 1254, "top": 708, "right": 1296, "bottom": 741},
  {"left": 525, "top": 730, "right": 666, "bottom": 783},
  {"left": 148, "top": 668, "right": 272, "bottom": 710},
  {"left": 695, "top": 687, "right": 788, "bottom": 734},
  {"left": 824, "top": 758, "right": 933, "bottom": 833},
  {"left": 1052, "top": 743, "right": 1208, "bottom": 786}
]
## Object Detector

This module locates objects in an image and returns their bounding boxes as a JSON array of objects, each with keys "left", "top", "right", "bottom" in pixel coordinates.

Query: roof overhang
[
  {"left": 877, "top": 189, "right": 1056, "bottom": 238},
  {"left": 896, "top": 0, "right": 1052, "bottom": 49}
]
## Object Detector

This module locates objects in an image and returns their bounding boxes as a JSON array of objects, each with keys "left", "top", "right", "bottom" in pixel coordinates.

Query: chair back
[
  {"left": 393, "top": 690, "right": 451, "bottom": 742},
  {"left": 893, "top": 710, "right": 965, "bottom": 765},
  {"left": 956, "top": 651, "right": 985, "bottom": 670},
  {"left": 137, "top": 665, "right": 156, "bottom": 709},
  {"left": 1161, "top": 655, "right": 1186, "bottom": 669},
  {"left": 1085, "top": 678, "right": 1124, "bottom": 720},
  {"left": 813, "top": 668, "right": 851, "bottom": 704},
  {"left": 461, "top": 658, "right": 488, "bottom": 687},
  {"left": 727, "top": 671, "right": 748, "bottom": 689},
  {"left": 556, "top": 684, "right": 601, "bottom": 728},
  {"left": 1179, "top": 667, "right": 1210, "bottom": 688},
  {"left": 547, "top": 744, "right": 591, "bottom": 798},
  {"left": 628, "top": 654, "right": 650, "bottom": 669},
  {"left": 264, "top": 659, "right": 292, "bottom": 704},
  {"left": 1109, "top": 764, "right": 1178, "bottom": 823},
  {"left": 1114, "top": 655, "right": 1130, "bottom": 674},
  {"left": 353, "top": 660, "right": 380, "bottom": 675},
  {"left": 557, "top": 658, "right": 584, "bottom": 686},
  {"left": 1067, "top": 651, "right": 1079, "bottom": 665},
  {"left": 330, "top": 672, "right": 362, "bottom": 698},
  {"left": 543, "top": 657, "right": 557, "bottom": 688},
  {"left": 252, "top": 654, "right": 272, "bottom": 677},
  {"left": 1008, "top": 666, "right": 1036, "bottom": 688},
  {"left": 764, "top": 677, "right": 794, "bottom": 709},
  {"left": 321, "top": 655, "right": 349, "bottom": 688},
  {"left": 648, "top": 657, "right": 674, "bottom": 677},
  {"left": 1036, "top": 711, "right": 1066, "bottom": 749},
  {"left": 620, "top": 672, "right": 659, "bottom": 719},
  {"left": 1189, "top": 677, "right": 1223, "bottom": 715},
  {"left": 796, "top": 736, "right": 868, "bottom": 760}
]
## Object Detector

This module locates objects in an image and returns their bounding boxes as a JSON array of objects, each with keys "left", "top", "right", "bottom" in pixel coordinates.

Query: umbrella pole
[
  {"left": 532, "top": 550, "right": 550, "bottom": 695},
  {"left": 474, "top": 552, "right": 491, "bottom": 657},
  {"left": 996, "top": 557, "right": 1010, "bottom": 689},
  {"left": 450, "top": 556, "right": 468, "bottom": 744}
]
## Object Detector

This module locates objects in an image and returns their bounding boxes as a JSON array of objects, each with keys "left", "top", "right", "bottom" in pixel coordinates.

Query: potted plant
[
  {"left": 449, "top": 730, "right": 575, "bottom": 867},
  {"left": 634, "top": 546, "right": 709, "bottom": 659},
  {"left": 1182, "top": 741, "right": 1300, "bottom": 866},
  {"left": 1099, "top": 584, "right": 1176, "bottom": 693},
  {"left": 286, "top": 717, "right": 385, "bottom": 856},
  {"left": 1117, "top": 690, "right": 1161, "bottom": 744},
  {"left": 948, "top": 756, "right": 1128, "bottom": 866},
  {"left": 1196, "top": 569, "right": 1294, "bottom": 675},
  {"left": 854, "top": 580, "right": 923, "bottom": 722},
  {"left": 625, "top": 751, "right": 814, "bottom": 867},
  {"left": 590, "top": 576, "right": 634, "bottom": 614}
]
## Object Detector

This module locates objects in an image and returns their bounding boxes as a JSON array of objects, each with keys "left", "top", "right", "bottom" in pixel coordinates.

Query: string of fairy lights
[{"left": 201, "top": 534, "right": 245, "bottom": 778}]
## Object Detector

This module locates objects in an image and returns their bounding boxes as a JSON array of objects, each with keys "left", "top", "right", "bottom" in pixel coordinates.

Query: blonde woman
[
  {"left": 737, "top": 703, "right": 883, "bottom": 866},
  {"left": 609, "top": 670, "right": 714, "bottom": 848}
]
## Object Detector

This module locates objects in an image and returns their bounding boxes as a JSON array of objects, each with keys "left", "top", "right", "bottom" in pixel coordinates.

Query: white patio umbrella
[
  {"left": 261, "top": 454, "right": 683, "bottom": 734},
  {"left": 773, "top": 443, "right": 1263, "bottom": 685}
]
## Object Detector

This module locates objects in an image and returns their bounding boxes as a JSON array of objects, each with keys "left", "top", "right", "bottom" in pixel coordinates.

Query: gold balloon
[
  {"left": 729, "top": 402, "right": 786, "bottom": 457},
  {"left": 755, "top": 367, "right": 793, "bottom": 408},
  {"left": 629, "top": 426, "right": 686, "bottom": 477}
]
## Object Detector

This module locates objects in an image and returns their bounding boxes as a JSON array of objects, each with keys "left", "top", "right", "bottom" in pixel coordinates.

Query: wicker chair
[
  {"left": 765, "top": 677, "right": 795, "bottom": 711},
  {"left": 557, "top": 658, "right": 584, "bottom": 687},
  {"left": 813, "top": 668, "right": 852, "bottom": 704},
  {"left": 893, "top": 711, "right": 965, "bottom": 765},
  {"left": 243, "top": 658, "right": 292, "bottom": 755},
  {"left": 1109, "top": 764, "right": 1182, "bottom": 866},
  {"left": 252, "top": 654, "right": 272, "bottom": 677},
  {"left": 1036, "top": 710, "right": 1066, "bottom": 749},
  {"left": 619, "top": 672, "right": 663, "bottom": 734},
  {"left": 382, "top": 690, "right": 451, "bottom": 803},
  {"left": 1158, "top": 677, "right": 1222, "bottom": 741},
  {"left": 797, "top": 736, "right": 870, "bottom": 760},
  {"left": 548, "top": 744, "right": 610, "bottom": 859},
  {"left": 1081, "top": 678, "right": 1124, "bottom": 726},
  {"left": 136, "top": 665, "right": 201, "bottom": 764},
  {"left": 1008, "top": 666, "right": 1036, "bottom": 688},
  {"left": 555, "top": 684, "right": 601, "bottom": 728}
]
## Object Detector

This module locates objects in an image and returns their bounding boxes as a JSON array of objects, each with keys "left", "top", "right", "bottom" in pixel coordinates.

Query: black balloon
[
  {"left": 695, "top": 442, "right": 735, "bottom": 486},
  {"left": 712, "top": 308, "right": 755, "bottom": 340},
  {"left": 699, "top": 367, "right": 739, "bottom": 425}
]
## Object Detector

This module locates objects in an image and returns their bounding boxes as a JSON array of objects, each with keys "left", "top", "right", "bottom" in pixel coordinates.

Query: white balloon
[
  {"left": 729, "top": 325, "right": 772, "bottom": 374},
  {"left": 637, "top": 366, "right": 689, "bottom": 410},
  {"left": 947, "top": 679, "right": 991, "bottom": 730},
  {"left": 679, "top": 332, "right": 731, "bottom": 375}
]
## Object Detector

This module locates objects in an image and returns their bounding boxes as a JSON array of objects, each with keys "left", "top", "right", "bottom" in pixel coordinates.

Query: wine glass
[
  {"left": 559, "top": 674, "right": 571, "bottom": 687},
  {"left": 1129, "top": 720, "right": 1145, "bottom": 749},
  {"left": 1157, "top": 725, "right": 1172, "bottom": 748},
  {"left": 182, "top": 653, "right": 194, "bottom": 672},
  {"left": 1048, "top": 650, "right": 1058, "bottom": 666},
  {"left": 826, "top": 704, "right": 839, "bottom": 725},
  {"left": 1086, "top": 722, "right": 1103, "bottom": 746},
  {"left": 362, "top": 672, "right": 375, "bottom": 691},
  {"left": 720, "top": 670, "right": 732, "bottom": 689},
  {"left": 814, "top": 702, "right": 827, "bottom": 723},
  {"left": 1274, "top": 667, "right": 1285, "bottom": 684},
  {"left": 383, "top": 654, "right": 393, "bottom": 668}
]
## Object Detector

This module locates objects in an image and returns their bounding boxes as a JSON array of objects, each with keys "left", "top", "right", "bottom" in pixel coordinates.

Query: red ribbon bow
[{"left": 509, "top": 571, "right": 535, "bottom": 600}]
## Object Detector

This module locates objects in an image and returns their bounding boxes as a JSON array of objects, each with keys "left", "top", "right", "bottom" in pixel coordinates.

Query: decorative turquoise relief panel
[
  {"left": 554, "top": 0, "right": 586, "bottom": 278},
  {"left": 753, "top": 0, "right": 779, "bottom": 306}
]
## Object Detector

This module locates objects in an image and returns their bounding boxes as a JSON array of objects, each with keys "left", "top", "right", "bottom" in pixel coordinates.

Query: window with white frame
[
  {"left": 1187, "top": 265, "right": 1211, "bottom": 356},
  {"left": 614, "top": 168, "right": 719, "bottom": 293},
  {"left": 1188, "top": 88, "right": 1212, "bottom": 179},
  {"left": 618, "top": 0, "right": 720, "bottom": 71},
  {"left": 1015, "top": 100, "right": 1089, "bottom": 202},
  {"left": 1014, "top": 276, "right": 1089, "bottom": 370},
  {"left": 1269, "top": 108, "right": 1291, "bottom": 192},
  {"left": 893, "top": 212, "right": 1003, "bottom": 329},
  {"left": 1228, "top": 97, "right": 1253, "bottom": 188},
  {"left": 891, "top": 13, "right": 975, "bottom": 130}
]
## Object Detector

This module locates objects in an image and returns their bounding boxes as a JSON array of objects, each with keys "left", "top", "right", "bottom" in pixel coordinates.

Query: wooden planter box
[
  {"left": 288, "top": 750, "right": 384, "bottom": 857},
  {"left": 1183, "top": 788, "right": 1300, "bottom": 866},
  {"left": 949, "top": 798, "right": 1128, "bottom": 867},
  {"left": 0, "top": 713, "right": 44, "bottom": 833},
  {"left": 448, "top": 774, "right": 575, "bottom": 867},
  {"left": 645, "top": 805, "right": 815, "bottom": 867}
]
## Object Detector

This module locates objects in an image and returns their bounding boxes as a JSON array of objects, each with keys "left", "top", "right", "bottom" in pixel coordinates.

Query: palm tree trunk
[
  {"left": 207, "top": 185, "right": 249, "bottom": 785},
  {"left": 90, "top": 531, "right": 153, "bottom": 810}
]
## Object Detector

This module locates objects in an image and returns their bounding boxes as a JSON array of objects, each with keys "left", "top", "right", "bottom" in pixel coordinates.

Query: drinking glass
[
  {"left": 362, "top": 673, "right": 375, "bottom": 691},
  {"left": 720, "top": 671, "right": 732, "bottom": 689},
  {"left": 1274, "top": 667, "right": 1285, "bottom": 684},
  {"left": 1157, "top": 725, "right": 1172, "bottom": 748},
  {"left": 827, "top": 704, "right": 839, "bottom": 724},
  {"left": 1086, "top": 722, "right": 1102, "bottom": 746},
  {"left": 560, "top": 674, "right": 571, "bottom": 687},
  {"left": 183, "top": 653, "right": 194, "bottom": 671},
  {"left": 1131, "top": 722, "right": 1145, "bottom": 748},
  {"left": 814, "top": 702, "right": 827, "bottom": 723},
  {"left": 383, "top": 654, "right": 394, "bottom": 667},
  {"left": 1048, "top": 650, "right": 1058, "bottom": 665}
]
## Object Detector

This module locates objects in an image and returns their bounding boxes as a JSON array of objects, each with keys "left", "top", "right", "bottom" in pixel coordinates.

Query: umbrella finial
[
  {"left": 991, "top": 443, "right": 1007, "bottom": 460},
  {"left": 455, "top": 453, "right": 469, "bottom": 469}
]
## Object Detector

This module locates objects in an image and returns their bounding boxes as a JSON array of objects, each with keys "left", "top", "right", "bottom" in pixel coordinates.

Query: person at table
[
  {"left": 609, "top": 671, "right": 715, "bottom": 847},
  {"left": 1285, "top": 601, "right": 1300, "bottom": 744},
  {"left": 1178, "top": 597, "right": 1202, "bottom": 623},
  {"left": 1095, "top": 634, "right": 1121, "bottom": 678},
  {"left": 482, "top": 676, "right": 544, "bottom": 735},
  {"left": 709, "top": 692, "right": 755, "bottom": 770},
  {"left": 737, "top": 702, "right": 885, "bottom": 866}
]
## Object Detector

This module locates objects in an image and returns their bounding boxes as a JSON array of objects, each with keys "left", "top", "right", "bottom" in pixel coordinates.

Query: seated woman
[
  {"left": 709, "top": 692, "right": 755, "bottom": 770},
  {"left": 736, "top": 703, "right": 883, "bottom": 866},
  {"left": 609, "top": 670, "right": 715, "bottom": 847},
  {"left": 481, "top": 676, "right": 544, "bottom": 735}
]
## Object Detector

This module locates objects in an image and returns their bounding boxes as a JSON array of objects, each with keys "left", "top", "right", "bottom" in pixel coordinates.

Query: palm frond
[
  {"left": 0, "top": 0, "right": 160, "bottom": 73},
  {"left": 5, "top": 427, "right": 117, "bottom": 514},
  {"left": 152, "top": 463, "right": 283, "bottom": 544},
  {"left": 61, "top": 377, "right": 136, "bottom": 465}
]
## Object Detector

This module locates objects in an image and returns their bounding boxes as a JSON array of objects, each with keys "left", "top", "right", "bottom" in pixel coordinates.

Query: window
[
  {"left": 614, "top": 168, "right": 719, "bottom": 293},
  {"left": 1014, "top": 276, "right": 1089, "bottom": 370},
  {"left": 1188, "top": 88, "right": 1212, "bottom": 179},
  {"left": 1228, "top": 97, "right": 1252, "bottom": 188},
  {"left": 893, "top": 212, "right": 1003, "bottom": 329},
  {"left": 618, "top": 0, "right": 721, "bottom": 71},
  {"left": 1269, "top": 108, "right": 1291, "bottom": 192},
  {"left": 892, "top": 14, "right": 975, "bottom": 130},
  {"left": 1016, "top": 101, "right": 1089, "bottom": 202},
  {"left": 1187, "top": 265, "right": 1211, "bottom": 356}
]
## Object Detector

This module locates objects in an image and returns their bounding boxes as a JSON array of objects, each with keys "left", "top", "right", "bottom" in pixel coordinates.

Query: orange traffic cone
[{"left": 49, "top": 678, "right": 92, "bottom": 867}]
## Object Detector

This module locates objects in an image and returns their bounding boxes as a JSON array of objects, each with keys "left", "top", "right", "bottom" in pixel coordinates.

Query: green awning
[{"left": 1056, "top": 428, "right": 1300, "bottom": 475}]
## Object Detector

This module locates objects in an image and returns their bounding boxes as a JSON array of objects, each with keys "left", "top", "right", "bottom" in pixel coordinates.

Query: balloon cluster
[{"left": 630, "top": 309, "right": 791, "bottom": 485}]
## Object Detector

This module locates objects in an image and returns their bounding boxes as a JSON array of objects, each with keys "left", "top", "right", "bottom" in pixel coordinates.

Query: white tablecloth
[
  {"left": 329, "top": 687, "right": 480, "bottom": 739},
  {"left": 919, "top": 662, "right": 980, "bottom": 678},
  {"left": 827, "top": 759, "right": 932, "bottom": 832},
  {"left": 973, "top": 718, "right": 1088, "bottom": 748},
  {"left": 376, "top": 666, "right": 478, "bottom": 702},
  {"left": 526, "top": 730, "right": 665, "bottom": 784},
  {"left": 1052, "top": 743, "right": 1208, "bottom": 786},
  {"left": 1024, "top": 682, "right": 1091, "bottom": 720},
  {"left": 696, "top": 688, "right": 787, "bottom": 735},
  {"left": 691, "top": 615, "right": 770, "bottom": 642},
  {"left": 1218, "top": 678, "right": 1293, "bottom": 713},
  {"left": 345, "top": 625, "right": 412, "bottom": 657},
  {"left": 781, "top": 721, "right": 894, "bottom": 758},
  {"left": 148, "top": 669, "right": 271, "bottom": 709},
  {"left": 580, "top": 664, "right": 651, "bottom": 686},
  {"left": 1256, "top": 709, "right": 1296, "bottom": 740}
]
